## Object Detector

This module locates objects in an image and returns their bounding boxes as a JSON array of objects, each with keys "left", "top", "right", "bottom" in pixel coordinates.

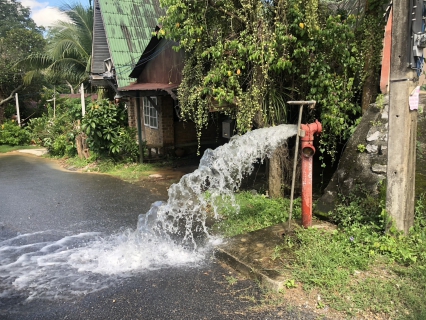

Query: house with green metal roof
[
  {"left": 119, "top": 30, "right": 223, "bottom": 159},
  {"left": 90, "top": 0, "right": 224, "bottom": 159},
  {"left": 90, "top": 0, "right": 164, "bottom": 90}
]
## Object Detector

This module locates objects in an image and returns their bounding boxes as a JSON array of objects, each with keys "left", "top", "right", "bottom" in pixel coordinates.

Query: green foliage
[
  {"left": 395, "top": 265, "right": 426, "bottom": 319},
  {"left": 0, "top": 0, "right": 45, "bottom": 113},
  {"left": 280, "top": 193, "right": 426, "bottom": 316},
  {"left": 329, "top": 186, "right": 385, "bottom": 229},
  {"left": 61, "top": 157, "right": 158, "bottom": 182},
  {"left": 27, "top": 97, "right": 139, "bottom": 162},
  {"left": 109, "top": 127, "right": 141, "bottom": 162},
  {"left": 0, "top": 0, "right": 42, "bottom": 37},
  {"left": 0, "top": 120, "right": 31, "bottom": 145},
  {"left": 21, "top": 3, "right": 93, "bottom": 89},
  {"left": 93, "top": 162, "right": 156, "bottom": 180},
  {"left": 225, "top": 276, "right": 238, "bottom": 286},
  {"left": 357, "top": 143, "right": 366, "bottom": 153},
  {"left": 291, "top": 227, "right": 371, "bottom": 290},
  {"left": 27, "top": 99, "right": 82, "bottom": 157},
  {"left": 82, "top": 100, "right": 139, "bottom": 161},
  {"left": 284, "top": 279, "right": 297, "bottom": 289},
  {"left": 325, "top": 185, "right": 426, "bottom": 265},
  {"left": 159, "top": 0, "right": 379, "bottom": 159},
  {"left": 0, "top": 145, "right": 38, "bottom": 153},
  {"left": 214, "top": 191, "right": 301, "bottom": 237}
]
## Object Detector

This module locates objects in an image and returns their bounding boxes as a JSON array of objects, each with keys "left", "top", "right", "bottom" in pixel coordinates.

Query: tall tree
[
  {"left": 160, "top": 1, "right": 364, "bottom": 143},
  {"left": 23, "top": 3, "right": 94, "bottom": 93},
  {"left": 162, "top": 1, "right": 368, "bottom": 153},
  {"left": 0, "top": 0, "right": 45, "bottom": 123},
  {"left": 0, "top": 0, "right": 40, "bottom": 37},
  {"left": 159, "top": 0, "right": 384, "bottom": 197}
]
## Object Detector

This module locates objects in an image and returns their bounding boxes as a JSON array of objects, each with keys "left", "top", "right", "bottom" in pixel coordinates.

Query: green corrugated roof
[{"left": 98, "top": 0, "right": 164, "bottom": 88}]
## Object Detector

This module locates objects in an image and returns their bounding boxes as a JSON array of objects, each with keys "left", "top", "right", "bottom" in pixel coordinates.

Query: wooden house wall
[{"left": 137, "top": 44, "right": 184, "bottom": 84}]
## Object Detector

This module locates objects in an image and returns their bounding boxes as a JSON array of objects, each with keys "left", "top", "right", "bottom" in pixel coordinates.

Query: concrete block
[
  {"left": 366, "top": 144, "right": 378, "bottom": 153},
  {"left": 367, "top": 130, "right": 381, "bottom": 142},
  {"left": 371, "top": 164, "right": 387, "bottom": 174}
]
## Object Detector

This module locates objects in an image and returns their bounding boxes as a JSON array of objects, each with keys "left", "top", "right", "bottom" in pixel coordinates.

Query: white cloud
[
  {"left": 20, "top": 0, "right": 46, "bottom": 10},
  {"left": 18, "top": 0, "right": 71, "bottom": 28}
]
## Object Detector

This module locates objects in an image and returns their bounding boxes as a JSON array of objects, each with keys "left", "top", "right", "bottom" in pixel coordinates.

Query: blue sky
[{"left": 17, "top": 0, "right": 89, "bottom": 28}]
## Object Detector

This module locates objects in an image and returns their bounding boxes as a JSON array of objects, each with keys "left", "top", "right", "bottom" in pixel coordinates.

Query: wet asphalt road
[{"left": 0, "top": 154, "right": 320, "bottom": 320}]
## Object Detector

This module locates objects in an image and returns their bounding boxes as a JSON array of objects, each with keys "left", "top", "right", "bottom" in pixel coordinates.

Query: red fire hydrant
[{"left": 300, "top": 120, "right": 322, "bottom": 228}]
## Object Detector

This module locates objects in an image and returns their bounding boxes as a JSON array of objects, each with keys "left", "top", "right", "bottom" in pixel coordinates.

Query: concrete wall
[
  {"left": 127, "top": 99, "right": 136, "bottom": 128},
  {"left": 316, "top": 95, "right": 390, "bottom": 214}
]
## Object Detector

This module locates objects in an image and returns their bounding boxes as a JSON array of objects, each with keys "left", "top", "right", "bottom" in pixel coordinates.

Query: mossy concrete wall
[
  {"left": 316, "top": 94, "right": 426, "bottom": 216},
  {"left": 316, "top": 96, "right": 390, "bottom": 215}
]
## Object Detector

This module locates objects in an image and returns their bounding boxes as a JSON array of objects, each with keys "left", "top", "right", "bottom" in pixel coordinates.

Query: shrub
[
  {"left": 110, "top": 127, "right": 140, "bottom": 162},
  {"left": 82, "top": 100, "right": 139, "bottom": 161},
  {"left": 27, "top": 99, "right": 81, "bottom": 156},
  {"left": 0, "top": 121, "right": 31, "bottom": 146},
  {"left": 329, "top": 184, "right": 385, "bottom": 230}
]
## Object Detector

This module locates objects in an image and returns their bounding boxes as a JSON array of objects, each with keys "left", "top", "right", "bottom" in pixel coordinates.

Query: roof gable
[
  {"left": 97, "top": 0, "right": 164, "bottom": 88},
  {"left": 91, "top": 0, "right": 110, "bottom": 77}
]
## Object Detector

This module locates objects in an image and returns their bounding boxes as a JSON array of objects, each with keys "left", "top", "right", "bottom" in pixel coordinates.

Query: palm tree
[{"left": 23, "top": 3, "right": 93, "bottom": 93}]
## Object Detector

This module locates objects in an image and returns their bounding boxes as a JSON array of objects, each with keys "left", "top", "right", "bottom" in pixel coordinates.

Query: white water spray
[
  {"left": 0, "top": 124, "right": 297, "bottom": 300},
  {"left": 138, "top": 124, "right": 298, "bottom": 248}
]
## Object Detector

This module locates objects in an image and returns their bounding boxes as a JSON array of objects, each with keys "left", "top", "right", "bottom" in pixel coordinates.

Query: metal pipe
[
  {"left": 287, "top": 100, "right": 316, "bottom": 230},
  {"left": 300, "top": 120, "right": 322, "bottom": 228},
  {"left": 287, "top": 100, "right": 316, "bottom": 106}
]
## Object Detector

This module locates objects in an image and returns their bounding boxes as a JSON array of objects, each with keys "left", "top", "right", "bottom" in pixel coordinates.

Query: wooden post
[
  {"left": 81, "top": 83, "right": 86, "bottom": 116},
  {"left": 135, "top": 92, "right": 144, "bottom": 163},
  {"left": 53, "top": 86, "right": 56, "bottom": 118},
  {"left": 15, "top": 93, "right": 21, "bottom": 127}
]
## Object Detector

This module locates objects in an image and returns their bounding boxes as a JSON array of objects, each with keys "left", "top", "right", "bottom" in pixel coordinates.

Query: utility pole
[
  {"left": 15, "top": 93, "right": 21, "bottom": 127},
  {"left": 386, "top": 0, "right": 418, "bottom": 234}
]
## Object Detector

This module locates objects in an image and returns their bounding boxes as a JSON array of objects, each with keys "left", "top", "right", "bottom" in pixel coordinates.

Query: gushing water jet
[{"left": 138, "top": 124, "right": 298, "bottom": 248}]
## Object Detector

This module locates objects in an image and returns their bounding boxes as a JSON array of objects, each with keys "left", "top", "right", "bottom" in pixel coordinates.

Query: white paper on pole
[{"left": 409, "top": 86, "right": 420, "bottom": 110}]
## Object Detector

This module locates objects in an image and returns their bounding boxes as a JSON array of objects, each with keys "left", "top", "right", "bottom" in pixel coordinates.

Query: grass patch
[
  {"left": 213, "top": 191, "right": 301, "bottom": 237},
  {"left": 97, "top": 161, "right": 157, "bottom": 181},
  {"left": 63, "top": 156, "right": 159, "bottom": 181},
  {"left": 268, "top": 193, "right": 426, "bottom": 318},
  {"left": 288, "top": 227, "right": 387, "bottom": 315},
  {"left": 63, "top": 156, "right": 95, "bottom": 168},
  {"left": 216, "top": 189, "right": 426, "bottom": 318},
  {"left": 291, "top": 227, "right": 371, "bottom": 290},
  {"left": 395, "top": 265, "right": 426, "bottom": 319},
  {"left": 0, "top": 145, "right": 40, "bottom": 153}
]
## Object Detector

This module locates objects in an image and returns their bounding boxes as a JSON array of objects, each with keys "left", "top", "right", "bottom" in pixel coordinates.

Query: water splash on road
[{"left": 0, "top": 124, "right": 296, "bottom": 300}]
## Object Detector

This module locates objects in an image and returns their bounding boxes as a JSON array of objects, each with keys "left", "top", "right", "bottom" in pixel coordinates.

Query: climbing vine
[{"left": 159, "top": 0, "right": 385, "bottom": 160}]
